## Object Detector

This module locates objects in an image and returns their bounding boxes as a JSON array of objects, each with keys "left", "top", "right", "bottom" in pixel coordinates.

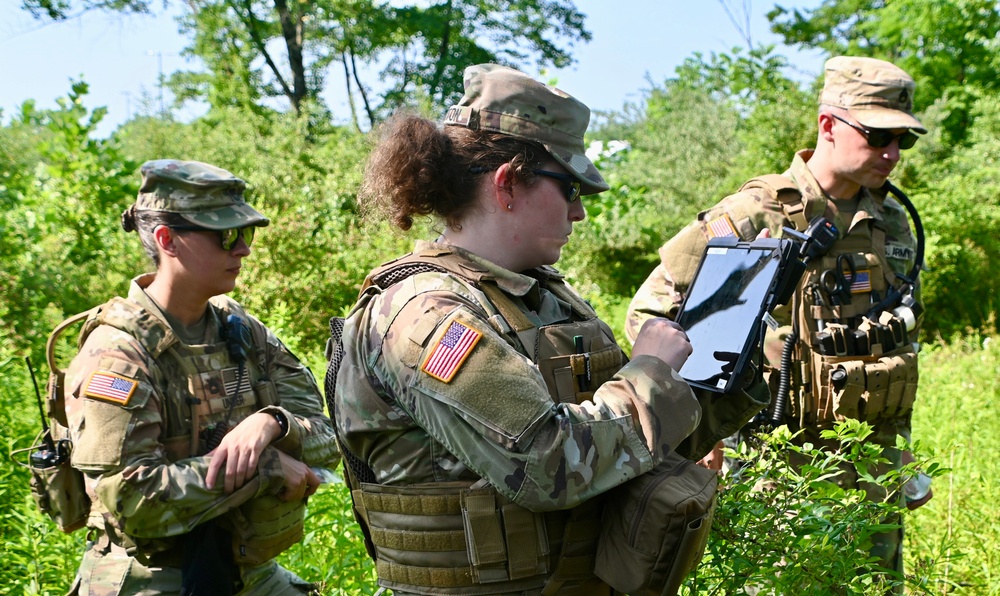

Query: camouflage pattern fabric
[
  {"left": 442, "top": 63, "right": 609, "bottom": 194},
  {"left": 135, "top": 159, "right": 270, "bottom": 229},
  {"left": 336, "top": 240, "right": 700, "bottom": 511},
  {"left": 625, "top": 149, "right": 921, "bottom": 576},
  {"left": 64, "top": 274, "right": 336, "bottom": 594},
  {"left": 820, "top": 56, "right": 926, "bottom": 133},
  {"left": 627, "top": 150, "right": 918, "bottom": 363}
]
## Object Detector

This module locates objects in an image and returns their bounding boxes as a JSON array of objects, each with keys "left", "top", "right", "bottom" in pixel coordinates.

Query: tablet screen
[{"left": 675, "top": 240, "right": 785, "bottom": 392}]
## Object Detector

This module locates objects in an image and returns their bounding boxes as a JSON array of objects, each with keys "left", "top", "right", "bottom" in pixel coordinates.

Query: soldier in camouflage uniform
[
  {"left": 626, "top": 56, "right": 933, "bottom": 582},
  {"left": 330, "top": 64, "right": 703, "bottom": 595},
  {"left": 64, "top": 160, "right": 339, "bottom": 594}
]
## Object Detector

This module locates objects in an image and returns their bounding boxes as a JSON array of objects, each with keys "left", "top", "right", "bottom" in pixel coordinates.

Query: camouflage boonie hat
[
  {"left": 134, "top": 159, "right": 269, "bottom": 229},
  {"left": 820, "top": 56, "right": 926, "bottom": 134},
  {"left": 442, "top": 63, "right": 609, "bottom": 195}
]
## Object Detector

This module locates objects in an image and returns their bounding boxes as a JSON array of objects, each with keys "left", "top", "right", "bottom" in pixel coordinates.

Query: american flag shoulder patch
[
  {"left": 421, "top": 320, "right": 482, "bottom": 383},
  {"left": 850, "top": 269, "right": 872, "bottom": 294},
  {"left": 84, "top": 371, "right": 138, "bottom": 405},
  {"left": 705, "top": 213, "right": 738, "bottom": 239}
]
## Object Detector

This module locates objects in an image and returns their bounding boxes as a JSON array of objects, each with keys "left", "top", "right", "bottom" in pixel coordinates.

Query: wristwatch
[{"left": 271, "top": 410, "right": 289, "bottom": 438}]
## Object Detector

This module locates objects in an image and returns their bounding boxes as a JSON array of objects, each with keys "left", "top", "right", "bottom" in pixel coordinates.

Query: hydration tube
[{"left": 770, "top": 180, "right": 925, "bottom": 426}]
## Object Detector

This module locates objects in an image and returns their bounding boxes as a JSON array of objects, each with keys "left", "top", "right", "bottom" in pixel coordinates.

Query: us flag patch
[
  {"left": 222, "top": 367, "right": 253, "bottom": 396},
  {"left": 421, "top": 321, "right": 482, "bottom": 383},
  {"left": 850, "top": 270, "right": 872, "bottom": 294},
  {"left": 84, "top": 372, "right": 138, "bottom": 405},
  {"left": 706, "top": 214, "right": 737, "bottom": 239}
]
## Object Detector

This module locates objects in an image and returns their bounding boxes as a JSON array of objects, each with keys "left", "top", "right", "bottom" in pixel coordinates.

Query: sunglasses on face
[
  {"left": 170, "top": 225, "right": 256, "bottom": 251},
  {"left": 532, "top": 170, "right": 583, "bottom": 203},
  {"left": 832, "top": 114, "right": 919, "bottom": 150}
]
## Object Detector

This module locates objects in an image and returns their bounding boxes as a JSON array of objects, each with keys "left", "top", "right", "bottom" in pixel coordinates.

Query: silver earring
[{"left": 506, "top": 203, "right": 512, "bottom": 211}]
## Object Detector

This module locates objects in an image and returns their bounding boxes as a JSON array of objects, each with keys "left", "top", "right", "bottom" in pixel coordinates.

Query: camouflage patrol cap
[
  {"left": 134, "top": 159, "right": 269, "bottom": 229},
  {"left": 442, "top": 63, "right": 609, "bottom": 195},
  {"left": 820, "top": 56, "right": 926, "bottom": 133}
]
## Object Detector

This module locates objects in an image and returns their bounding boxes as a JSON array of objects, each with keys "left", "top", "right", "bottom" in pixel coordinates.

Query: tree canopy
[
  {"left": 24, "top": 0, "right": 590, "bottom": 128},
  {"left": 769, "top": 0, "right": 1000, "bottom": 143}
]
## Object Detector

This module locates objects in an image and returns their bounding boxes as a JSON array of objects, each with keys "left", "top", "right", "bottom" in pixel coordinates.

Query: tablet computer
[{"left": 674, "top": 236, "right": 792, "bottom": 393}]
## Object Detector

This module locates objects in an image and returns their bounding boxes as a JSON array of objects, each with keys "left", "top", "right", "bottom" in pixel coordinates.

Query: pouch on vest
[
  {"left": 594, "top": 452, "right": 717, "bottom": 595},
  {"left": 807, "top": 343, "right": 918, "bottom": 427},
  {"left": 226, "top": 495, "right": 306, "bottom": 566},
  {"left": 11, "top": 310, "right": 96, "bottom": 533}
]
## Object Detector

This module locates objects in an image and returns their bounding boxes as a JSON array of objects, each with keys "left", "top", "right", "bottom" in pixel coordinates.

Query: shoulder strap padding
[
  {"left": 739, "top": 174, "right": 809, "bottom": 230},
  {"left": 88, "top": 297, "right": 178, "bottom": 359}
]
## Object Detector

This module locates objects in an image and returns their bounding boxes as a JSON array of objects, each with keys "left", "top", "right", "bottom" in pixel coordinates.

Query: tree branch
[{"left": 225, "top": 0, "right": 295, "bottom": 108}]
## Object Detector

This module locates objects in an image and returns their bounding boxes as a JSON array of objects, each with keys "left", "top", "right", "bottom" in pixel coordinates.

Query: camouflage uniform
[
  {"left": 335, "top": 241, "right": 702, "bottom": 595},
  {"left": 65, "top": 160, "right": 339, "bottom": 595},
  {"left": 627, "top": 153, "right": 921, "bottom": 574}
]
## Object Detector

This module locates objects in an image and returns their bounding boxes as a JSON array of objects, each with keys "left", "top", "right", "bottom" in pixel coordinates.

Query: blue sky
[{"left": 0, "top": 0, "right": 824, "bottom": 137}]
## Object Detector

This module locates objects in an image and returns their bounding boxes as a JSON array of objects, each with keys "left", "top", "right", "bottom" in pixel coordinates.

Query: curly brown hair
[{"left": 360, "top": 111, "right": 549, "bottom": 230}]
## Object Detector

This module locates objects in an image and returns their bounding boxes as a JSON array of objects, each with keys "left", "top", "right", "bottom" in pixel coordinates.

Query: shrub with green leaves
[{"left": 689, "top": 421, "right": 946, "bottom": 595}]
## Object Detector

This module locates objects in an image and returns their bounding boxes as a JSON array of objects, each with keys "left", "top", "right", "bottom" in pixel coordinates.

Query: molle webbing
[{"left": 360, "top": 483, "right": 591, "bottom": 593}]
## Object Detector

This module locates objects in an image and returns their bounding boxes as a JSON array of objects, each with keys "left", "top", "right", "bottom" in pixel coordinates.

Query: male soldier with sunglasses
[{"left": 625, "top": 56, "right": 932, "bottom": 588}]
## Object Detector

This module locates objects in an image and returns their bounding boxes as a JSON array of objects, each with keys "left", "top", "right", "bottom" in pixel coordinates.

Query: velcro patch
[
  {"left": 421, "top": 320, "right": 482, "bottom": 383},
  {"left": 850, "top": 270, "right": 872, "bottom": 294},
  {"left": 84, "top": 371, "right": 138, "bottom": 406},
  {"left": 705, "top": 214, "right": 737, "bottom": 239}
]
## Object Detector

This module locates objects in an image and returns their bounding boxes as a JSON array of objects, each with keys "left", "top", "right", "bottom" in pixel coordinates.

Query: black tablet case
[{"left": 675, "top": 237, "right": 789, "bottom": 393}]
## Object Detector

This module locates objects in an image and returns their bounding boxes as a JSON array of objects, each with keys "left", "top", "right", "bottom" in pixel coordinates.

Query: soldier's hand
[
  {"left": 276, "top": 451, "right": 321, "bottom": 502},
  {"left": 206, "top": 412, "right": 279, "bottom": 493},
  {"left": 632, "top": 317, "right": 692, "bottom": 371},
  {"left": 697, "top": 441, "right": 724, "bottom": 473}
]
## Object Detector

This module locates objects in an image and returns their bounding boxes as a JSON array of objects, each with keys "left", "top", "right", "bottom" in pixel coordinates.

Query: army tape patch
[
  {"left": 84, "top": 371, "right": 138, "bottom": 406},
  {"left": 705, "top": 214, "right": 738, "bottom": 239},
  {"left": 421, "top": 320, "right": 482, "bottom": 383}
]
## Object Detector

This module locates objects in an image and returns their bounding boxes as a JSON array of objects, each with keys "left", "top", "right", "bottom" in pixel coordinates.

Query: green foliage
[
  {"left": 768, "top": 0, "right": 1000, "bottom": 144},
  {"left": 277, "top": 482, "right": 377, "bottom": 593},
  {"left": 0, "top": 343, "right": 81, "bottom": 594},
  {"left": 690, "top": 421, "right": 947, "bottom": 595},
  {"left": 0, "top": 82, "right": 140, "bottom": 355},
  {"left": 903, "top": 93, "right": 1000, "bottom": 338},
  {"left": 4, "top": 8, "right": 1000, "bottom": 590},
  {"left": 906, "top": 335, "right": 1000, "bottom": 594},
  {"left": 579, "top": 46, "right": 811, "bottom": 299}
]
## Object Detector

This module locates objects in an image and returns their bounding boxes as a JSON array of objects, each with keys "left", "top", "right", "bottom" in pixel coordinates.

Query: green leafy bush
[{"left": 691, "top": 421, "right": 946, "bottom": 595}]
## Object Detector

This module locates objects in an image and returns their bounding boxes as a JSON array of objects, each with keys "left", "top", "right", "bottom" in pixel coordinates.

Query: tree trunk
[{"left": 273, "top": 0, "right": 308, "bottom": 113}]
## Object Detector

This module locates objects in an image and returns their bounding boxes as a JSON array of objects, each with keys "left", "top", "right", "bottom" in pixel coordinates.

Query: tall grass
[
  {"left": 1, "top": 335, "right": 997, "bottom": 594},
  {"left": 906, "top": 335, "right": 1000, "bottom": 594}
]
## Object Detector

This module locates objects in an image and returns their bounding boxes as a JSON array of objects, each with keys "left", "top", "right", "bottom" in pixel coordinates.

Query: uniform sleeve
[
  {"left": 254, "top": 322, "right": 340, "bottom": 469},
  {"left": 375, "top": 292, "right": 701, "bottom": 512},
  {"left": 66, "top": 325, "right": 285, "bottom": 540},
  {"left": 625, "top": 190, "right": 789, "bottom": 345}
]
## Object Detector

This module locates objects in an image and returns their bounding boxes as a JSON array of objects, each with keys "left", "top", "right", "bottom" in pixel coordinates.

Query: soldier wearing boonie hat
[
  {"left": 333, "top": 64, "right": 703, "bottom": 595},
  {"left": 60, "top": 157, "right": 338, "bottom": 594},
  {"left": 627, "top": 55, "right": 930, "bottom": 591}
]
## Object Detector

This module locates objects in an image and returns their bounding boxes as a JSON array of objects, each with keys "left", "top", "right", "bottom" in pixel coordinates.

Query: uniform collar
[
  {"left": 415, "top": 239, "right": 542, "bottom": 300},
  {"left": 788, "top": 150, "right": 886, "bottom": 233},
  {"left": 128, "top": 273, "right": 219, "bottom": 344}
]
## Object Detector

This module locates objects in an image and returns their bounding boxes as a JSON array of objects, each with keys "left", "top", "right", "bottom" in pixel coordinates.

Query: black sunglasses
[
  {"left": 832, "top": 114, "right": 919, "bottom": 150},
  {"left": 170, "top": 225, "right": 256, "bottom": 251},
  {"left": 532, "top": 170, "right": 582, "bottom": 203}
]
